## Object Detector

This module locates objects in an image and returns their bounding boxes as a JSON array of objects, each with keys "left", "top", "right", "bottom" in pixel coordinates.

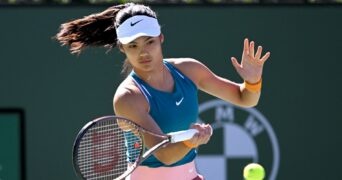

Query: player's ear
[
  {"left": 118, "top": 43, "right": 125, "bottom": 53},
  {"left": 159, "top": 33, "right": 164, "bottom": 44}
]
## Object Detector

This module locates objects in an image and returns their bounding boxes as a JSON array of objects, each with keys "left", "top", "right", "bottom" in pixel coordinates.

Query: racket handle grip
[{"left": 168, "top": 129, "right": 198, "bottom": 143}]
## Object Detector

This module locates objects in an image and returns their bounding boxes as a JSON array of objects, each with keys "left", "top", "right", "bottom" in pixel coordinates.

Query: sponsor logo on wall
[{"left": 196, "top": 99, "right": 280, "bottom": 180}]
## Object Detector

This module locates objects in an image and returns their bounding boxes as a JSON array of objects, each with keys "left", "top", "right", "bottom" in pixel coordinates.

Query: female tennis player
[{"left": 56, "top": 3, "right": 270, "bottom": 180}]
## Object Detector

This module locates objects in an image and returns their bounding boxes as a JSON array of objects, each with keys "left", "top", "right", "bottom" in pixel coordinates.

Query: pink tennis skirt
[{"left": 126, "top": 161, "right": 204, "bottom": 180}]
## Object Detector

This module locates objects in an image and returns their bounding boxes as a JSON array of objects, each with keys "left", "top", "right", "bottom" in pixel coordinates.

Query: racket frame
[{"left": 72, "top": 116, "right": 170, "bottom": 180}]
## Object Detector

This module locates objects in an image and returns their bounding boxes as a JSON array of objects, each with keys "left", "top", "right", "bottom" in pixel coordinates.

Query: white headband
[{"left": 116, "top": 15, "right": 161, "bottom": 44}]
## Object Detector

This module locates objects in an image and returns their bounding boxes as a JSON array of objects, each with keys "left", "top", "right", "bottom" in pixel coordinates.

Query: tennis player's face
[{"left": 120, "top": 35, "right": 164, "bottom": 72}]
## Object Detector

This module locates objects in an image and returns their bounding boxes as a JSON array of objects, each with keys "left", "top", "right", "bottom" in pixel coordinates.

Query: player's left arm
[{"left": 174, "top": 38, "right": 270, "bottom": 108}]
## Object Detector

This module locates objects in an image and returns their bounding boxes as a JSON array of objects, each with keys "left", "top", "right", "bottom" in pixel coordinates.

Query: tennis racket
[{"left": 72, "top": 115, "right": 198, "bottom": 180}]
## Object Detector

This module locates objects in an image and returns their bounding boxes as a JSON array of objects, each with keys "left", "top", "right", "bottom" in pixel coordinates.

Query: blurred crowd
[{"left": 1, "top": 0, "right": 341, "bottom": 6}]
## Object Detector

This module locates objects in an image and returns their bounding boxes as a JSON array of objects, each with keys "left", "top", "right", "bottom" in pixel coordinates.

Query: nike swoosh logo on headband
[{"left": 130, "top": 19, "right": 143, "bottom": 26}]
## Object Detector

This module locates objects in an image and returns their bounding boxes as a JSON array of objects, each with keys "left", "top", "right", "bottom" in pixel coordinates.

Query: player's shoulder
[
  {"left": 165, "top": 58, "right": 209, "bottom": 86},
  {"left": 165, "top": 57, "right": 206, "bottom": 72},
  {"left": 165, "top": 57, "right": 201, "bottom": 66},
  {"left": 114, "top": 77, "right": 142, "bottom": 101},
  {"left": 113, "top": 77, "right": 148, "bottom": 113}
]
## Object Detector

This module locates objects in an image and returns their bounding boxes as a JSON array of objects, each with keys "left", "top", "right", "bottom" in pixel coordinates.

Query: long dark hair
[{"left": 55, "top": 3, "right": 158, "bottom": 74}]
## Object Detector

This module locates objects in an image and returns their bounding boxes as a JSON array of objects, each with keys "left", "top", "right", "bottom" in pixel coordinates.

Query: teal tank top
[{"left": 130, "top": 60, "right": 199, "bottom": 168}]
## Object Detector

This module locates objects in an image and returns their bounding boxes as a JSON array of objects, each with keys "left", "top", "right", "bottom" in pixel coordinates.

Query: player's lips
[{"left": 139, "top": 59, "right": 152, "bottom": 64}]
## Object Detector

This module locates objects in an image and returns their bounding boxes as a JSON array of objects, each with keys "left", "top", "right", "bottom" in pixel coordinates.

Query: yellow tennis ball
[{"left": 243, "top": 163, "right": 265, "bottom": 180}]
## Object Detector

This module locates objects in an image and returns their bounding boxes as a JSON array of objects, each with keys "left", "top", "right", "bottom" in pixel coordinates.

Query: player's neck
[{"left": 139, "top": 64, "right": 174, "bottom": 92}]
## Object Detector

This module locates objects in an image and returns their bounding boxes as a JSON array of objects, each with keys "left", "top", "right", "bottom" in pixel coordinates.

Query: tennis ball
[{"left": 243, "top": 163, "right": 265, "bottom": 180}]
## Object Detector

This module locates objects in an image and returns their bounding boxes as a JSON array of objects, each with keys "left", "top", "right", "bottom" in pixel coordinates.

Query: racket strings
[{"left": 76, "top": 117, "right": 143, "bottom": 180}]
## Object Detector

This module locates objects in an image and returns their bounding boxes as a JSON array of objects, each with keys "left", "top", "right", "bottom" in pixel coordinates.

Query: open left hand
[{"left": 231, "top": 38, "right": 270, "bottom": 84}]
